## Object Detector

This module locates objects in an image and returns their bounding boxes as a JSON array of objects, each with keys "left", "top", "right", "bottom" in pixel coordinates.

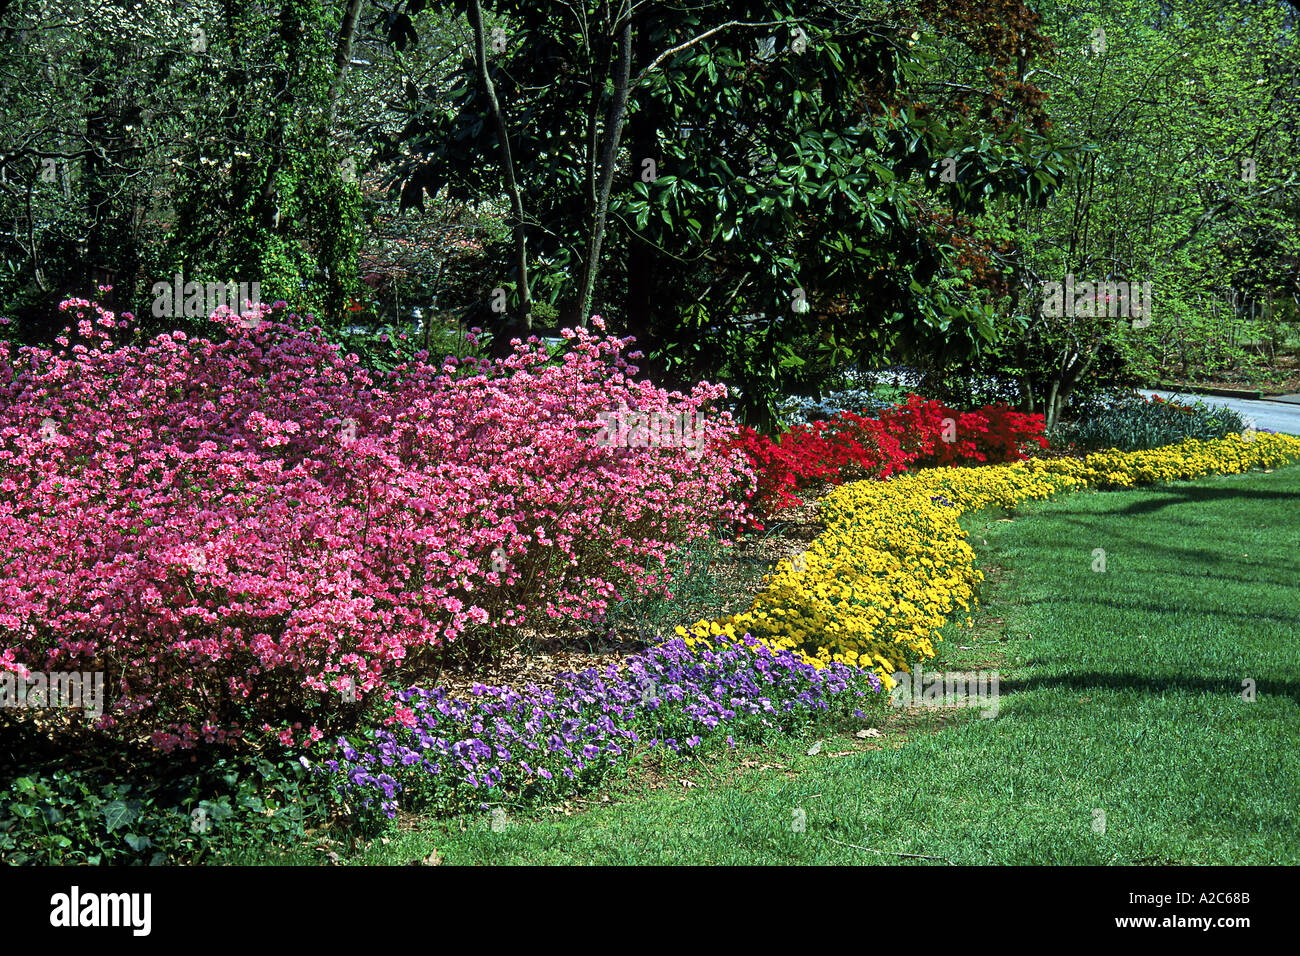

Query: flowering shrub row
[
  {"left": 728, "top": 413, "right": 908, "bottom": 515},
  {"left": 0, "top": 300, "right": 754, "bottom": 749},
  {"left": 323, "top": 634, "right": 879, "bottom": 822},
  {"left": 732, "top": 396, "right": 1048, "bottom": 514},
  {"left": 877, "top": 395, "right": 1050, "bottom": 469},
  {"left": 680, "top": 432, "right": 1300, "bottom": 687}
]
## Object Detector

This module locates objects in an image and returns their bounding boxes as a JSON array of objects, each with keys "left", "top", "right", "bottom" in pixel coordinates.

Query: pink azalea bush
[{"left": 0, "top": 298, "right": 754, "bottom": 750}]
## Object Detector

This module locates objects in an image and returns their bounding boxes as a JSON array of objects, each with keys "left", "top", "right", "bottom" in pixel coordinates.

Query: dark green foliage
[
  {"left": 329, "top": 318, "right": 490, "bottom": 373},
  {"left": 1055, "top": 390, "right": 1247, "bottom": 451},
  {"left": 383, "top": 0, "right": 1067, "bottom": 427},
  {"left": 0, "top": 727, "right": 332, "bottom": 865}
]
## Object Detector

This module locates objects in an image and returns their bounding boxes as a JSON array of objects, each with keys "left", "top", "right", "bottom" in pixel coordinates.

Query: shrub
[
  {"left": 0, "top": 300, "right": 754, "bottom": 750},
  {"left": 728, "top": 414, "right": 909, "bottom": 516},
  {"left": 876, "top": 396, "right": 1049, "bottom": 467},
  {"left": 1057, "top": 390, "right": 1248, "bottom": 451},
  {"left": 732, "top": 395, "right": 1048, "bottom": 515}
]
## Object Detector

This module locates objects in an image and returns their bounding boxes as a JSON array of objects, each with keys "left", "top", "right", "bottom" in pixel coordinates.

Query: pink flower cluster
[{"left": 0, "top": 299, "right": 754, "bottom": 750}]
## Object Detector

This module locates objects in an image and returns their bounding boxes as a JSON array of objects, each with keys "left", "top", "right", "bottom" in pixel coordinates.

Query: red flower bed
[
  {"left": 731, "top": 395, "right": 1048, "bottom": 516},
  {"left": 877, "top": 395, "right": 1049, "bottom": 468}
]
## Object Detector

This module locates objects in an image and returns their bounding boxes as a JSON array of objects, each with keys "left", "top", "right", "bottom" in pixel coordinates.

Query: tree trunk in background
[
  {"left": 328, "top": 0, "right": 365, "bottom": 128},
  {"left": 256, "top": 2, "right": 298, "bottom": 233},
  {"left": 467, "top": 0, "right": 531, "bottom": 354},
  {"left": 81, "top": 37, "right": 141, "bottom": 313},
  {"left": 625, "top": 12, "right": 662, "bottom": 351},
  {"left": 1021, "top": 377, "right": 1035, "bottom": 414},
  {"left": 573, "top": 17, "right": 632, "bottom": 327}
]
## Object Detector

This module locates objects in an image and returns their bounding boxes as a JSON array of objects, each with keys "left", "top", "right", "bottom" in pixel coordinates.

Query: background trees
[
  {"left": 1, "top": 0, "right": 1297, "bottom": 423},
  {"left": 382, "top": 0, "right": 1069, "bottom": 422},
  {"left": 0, "top": 0, "right": 363, "bottom": 339},
  {"left": 935, "top": 0, "right": 1300, "bottom": 422}
]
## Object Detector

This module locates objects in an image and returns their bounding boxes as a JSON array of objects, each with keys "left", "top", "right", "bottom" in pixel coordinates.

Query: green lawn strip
[{"left": 261, "top": 466, "right": 1300, "bottom": 865}]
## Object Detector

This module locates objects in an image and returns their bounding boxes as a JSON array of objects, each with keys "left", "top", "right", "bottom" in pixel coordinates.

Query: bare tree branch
[
  {"left": 467, "top": 0, "right": 532, "bottom": 332},
  {"left": 632, "top": 18, "right": 785, "bottom": 87},
  {"left": 575, "top": 4, "right": 632, "bottom": 325}
]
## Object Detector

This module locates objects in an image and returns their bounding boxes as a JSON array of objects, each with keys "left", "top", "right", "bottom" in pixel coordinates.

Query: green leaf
[{"left": 102, "top": 800, "right": 136, "bottom": 833}]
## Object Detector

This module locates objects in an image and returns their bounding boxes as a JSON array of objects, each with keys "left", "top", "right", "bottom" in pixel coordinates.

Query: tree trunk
[
  {"left": 328, "top": 0, "right": 365, "bottom": 128},
  {"left": 467, "top": 0, "right": 531, "bottom": 351},
  {"left": 624, "top": 9, "right": 663, "bottom": 350},
  {"left": 1046, "top": 349, "right": 1096, "bottom": 427},
  {"left": 256, "top": 3, "right": 297, "bottom": 234},
  {"left": 574, "top": 16, "right": 633, "bottom": 327},
  {"left": 1020, "top": 376, "right": 1035, "bottom": 414},
  {"left": 1044, "top": 355, "right": 1062, "bottom": 428}
]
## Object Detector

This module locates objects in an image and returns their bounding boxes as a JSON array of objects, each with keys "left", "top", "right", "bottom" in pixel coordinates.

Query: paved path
[{"left": 1138, "top": 389, "right": 1300, "bottom": 435}]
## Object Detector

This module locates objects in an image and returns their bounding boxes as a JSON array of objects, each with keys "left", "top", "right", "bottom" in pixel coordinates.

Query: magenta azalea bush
[{"left": 0, "top": 299, "right": 754, "bottom": 750}]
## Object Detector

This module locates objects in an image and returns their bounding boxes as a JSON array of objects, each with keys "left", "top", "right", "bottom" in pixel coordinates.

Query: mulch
[{"left": 430, "top": 489, "right": 830, "bottom": 697}]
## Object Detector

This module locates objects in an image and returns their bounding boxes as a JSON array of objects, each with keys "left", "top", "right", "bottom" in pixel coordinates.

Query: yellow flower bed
[{"left": 676, "top": 433, "right": 1300, "bottom": 688}]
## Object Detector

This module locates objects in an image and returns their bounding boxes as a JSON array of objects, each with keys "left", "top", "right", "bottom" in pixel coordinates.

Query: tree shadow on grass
[
  {"left": 1011, "top": 593, "right": 1300, "bottom": 627},
  {"left": 985, "top": 507, "right": 1300, "bottom": 588},
  {"left": 995, "top": 672, "right": 1300, "bottom": 707},
  {"left": 1107, "top": 483, "right": 1300, "bottom": 517}
]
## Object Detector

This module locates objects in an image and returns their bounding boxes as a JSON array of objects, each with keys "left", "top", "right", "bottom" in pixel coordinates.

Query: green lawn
[{"left": 281, "top": 466, "right": 1300, "bottom": 865}]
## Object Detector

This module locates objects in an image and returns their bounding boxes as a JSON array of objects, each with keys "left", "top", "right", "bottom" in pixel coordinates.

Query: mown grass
[{"left": 244, "top": 465, "right": 1300, "bottom": 865}]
